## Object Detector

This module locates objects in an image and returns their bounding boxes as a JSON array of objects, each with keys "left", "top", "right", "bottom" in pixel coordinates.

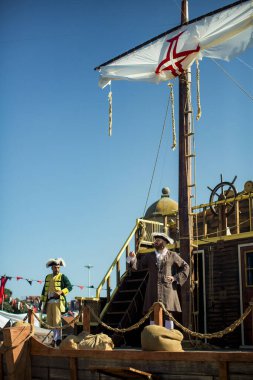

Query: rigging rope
[
  {"left": 168, "top": 83, "right": 177, "bottom": 150},
  {"left": 143, "top": 90, "right": 171, "bottom": 215},
  {"left": 196, "top": 59, "right": 202, "bottom": 120},
  {"left": 108, "top": 83, "right": 113, "bottom": 136},
  {"left": 211, "top": 58, "right": 253, "bottom": 102},
  {"left": 236, "top": 56, "right": 253, "bottom": 70}
]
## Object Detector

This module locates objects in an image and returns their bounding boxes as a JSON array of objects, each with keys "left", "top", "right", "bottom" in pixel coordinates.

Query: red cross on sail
[{"left": 155, "top": 32, "right": 200, "bottom": 77}]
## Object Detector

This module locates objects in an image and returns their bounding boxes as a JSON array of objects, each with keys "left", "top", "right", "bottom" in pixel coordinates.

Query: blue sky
[{"left": 1, "top": 0, "right": 252, "bottom": 300}]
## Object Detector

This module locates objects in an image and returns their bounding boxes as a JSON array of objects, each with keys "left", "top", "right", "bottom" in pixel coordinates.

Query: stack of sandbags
[{"left": 141, "top": 325, "right": 184, "bottom": 352}]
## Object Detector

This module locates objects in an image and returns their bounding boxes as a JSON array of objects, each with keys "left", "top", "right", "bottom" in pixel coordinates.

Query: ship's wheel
[{"left": 208, "top": 175, "right": 237, "bottom": 216}]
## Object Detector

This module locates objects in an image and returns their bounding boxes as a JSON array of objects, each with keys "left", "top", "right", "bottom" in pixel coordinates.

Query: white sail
[{"left": 97, "top": 0, "right": 253, "bottom": 88}]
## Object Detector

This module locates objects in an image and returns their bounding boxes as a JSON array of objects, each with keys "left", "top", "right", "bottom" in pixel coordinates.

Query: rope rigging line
[
  {"left": 168, "top": 83, "right": 177, "bottom": 150},
  {"left": 211, "top": 58, "right": 253, "bottom": 102},
  {"left": 143, "top": 90, "right": 172, "bottom": 216},
  {"left": 236, "top": 56, "right": 253, "bottom": 70}
]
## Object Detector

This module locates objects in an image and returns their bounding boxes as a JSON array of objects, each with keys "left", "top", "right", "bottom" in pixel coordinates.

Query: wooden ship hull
[{"left": 1, "top": 325, "right": 253, "bottom": 380}]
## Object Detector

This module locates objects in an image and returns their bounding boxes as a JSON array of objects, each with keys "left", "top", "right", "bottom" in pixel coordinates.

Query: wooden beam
[
  {"left": 27, "top": 309, "right": 34, "bottom": 325},
  {"left": 219, "top": 361, "right": 228, "bottom": 380},
  {"left": 69, "top": 357, "right": 77, "bottom": 380},
  {"left": 82, "top": 304, "right": 90, "bottom": 333},
  {"left": 0, "top": 351, "right": 3, "bottom": 380},
  {"left": 153, "top": 303, "right": 163, "bottom": 326},
  {"left": 116, "top": 261, "right": 120, "bottom": 286},
  {"left": 30, "top": 335, "right": 253, "bottom": 363},
  {"left": 107, "top": 277, "right": 111, "bottom": 302}
]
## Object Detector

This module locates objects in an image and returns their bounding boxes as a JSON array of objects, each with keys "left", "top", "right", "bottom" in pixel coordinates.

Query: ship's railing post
[
  {"left": 249, "top": 194, "right": 252, "bottom": 231},
  {"left": 82, "top": 301, "right": 90, "bottom": 333},
  {"left": 235, "top": 199, "right": 240, "bottom": 234},
  {"left": 126, "top": 244, "right": 130, "bottom": 270},
  {"left": 106, "top": 277, "right": 111, "bottom": 302},
  {"left": 153, "top": 303, "right": 163, "bottom": 326},
  {"left": 27, "top": 308, "right": 34, "bottom": 325},
  {"left": 116, "top": 260, "right": 120, "bottom": 287},
  {"left": 203, "top": 207, "right": 207, "bottom": 238}
]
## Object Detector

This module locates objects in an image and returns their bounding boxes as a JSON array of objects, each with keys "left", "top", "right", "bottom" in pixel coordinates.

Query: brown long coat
[{"left": 131, "top": 250, "right": 189, "bottom": 313}]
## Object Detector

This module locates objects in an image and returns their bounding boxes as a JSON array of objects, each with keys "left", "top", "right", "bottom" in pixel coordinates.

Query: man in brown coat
[{"left": 128, "top": 232, "right": 189, "bottom": 329}]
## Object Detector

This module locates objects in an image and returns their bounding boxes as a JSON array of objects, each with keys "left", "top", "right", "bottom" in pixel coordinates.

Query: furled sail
[{"left": 96, "top": 0, "right": 253, "bottom": 88}]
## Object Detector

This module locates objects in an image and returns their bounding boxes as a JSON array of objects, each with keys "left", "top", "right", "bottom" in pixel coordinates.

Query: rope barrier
[
  {"left": 1, "top": 300, "right": 252, "bottom": 352},
  {"left": 86, "top": 301, "right": 252, "bottom": 340},
  {"left": 32, "top": 310, "right": 81, "bottom": 330}
]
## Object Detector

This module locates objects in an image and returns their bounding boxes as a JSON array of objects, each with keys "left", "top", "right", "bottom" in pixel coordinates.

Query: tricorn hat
[
  {"left": 46, "top": 258, "right": 66, "bottom": 268},
  {"left": 151, "top": 232, "right": 174, "bottom": 244}
]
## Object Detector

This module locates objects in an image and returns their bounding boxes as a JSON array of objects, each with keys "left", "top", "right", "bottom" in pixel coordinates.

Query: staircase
[{"left": 100, "top": 268, "right": 149, "bottom": 347}]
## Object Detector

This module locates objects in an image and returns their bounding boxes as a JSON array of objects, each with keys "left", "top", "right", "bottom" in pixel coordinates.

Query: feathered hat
[{"left": 46, "top": 258, "right": 66, "bottom": 268}]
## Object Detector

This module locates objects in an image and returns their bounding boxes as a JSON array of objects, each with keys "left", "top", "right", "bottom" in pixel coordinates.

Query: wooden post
[
  {"left": 116, "top": 260, "right": 120, "bottom": 286},
  {"left": 0, "top": 351, "right": 3, "bottom": 380},
  {"left": 82, "top": 302, "right": 90, "bottom": 333},
  {"left": 249, "top": 195, "right": 252, "bottom": 231},
  {"left": 27, "top": 309, "right": 34, "bottom": 325},
  {"left": 250, "top": 300, "right": 253, "bottom": 345},
  {"left": 153, "top": 303, "right": 163, "bottom": 326},
  {"left": 126, "top": 244, "right": 130, "bottom": 259},
  {"left": 69, "top": 357, "right": 78, "bottom": 380},
  {"left": 178, "top": 0, "right": 193, "bottom": 329},
  {"left": 107, "top": 277, "right": 111, "bottom": 302},
  {"left": 126, "top": 244, "right": 130, "bottom": 270},
  {"left": 235, "top": 199, "right": 240, "bottom": 234},
  {"left": 219, "top": 361, "right": 228, "bottom": 380},
  {"left": 203, "top": 207, "right": 207, "bottom": 238},
  {"left": 163, "top": 216, "right": 168, "bottom": 235}
]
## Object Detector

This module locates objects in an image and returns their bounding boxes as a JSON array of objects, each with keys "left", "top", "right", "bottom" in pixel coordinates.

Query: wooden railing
[
  {"left": 192, "top": 192, "right": 253, "bottom": 240},
  {"left": 95, "top": 218, "right": 165, "bottom": 301}
]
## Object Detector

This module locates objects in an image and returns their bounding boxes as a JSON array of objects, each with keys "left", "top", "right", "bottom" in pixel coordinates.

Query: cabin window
[{"left": 246, "top": 251, "right": 253, "bottom": 286}]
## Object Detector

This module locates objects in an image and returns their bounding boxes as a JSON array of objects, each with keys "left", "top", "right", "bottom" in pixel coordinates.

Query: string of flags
[{"left": 0, "top": 275, "right": 88, "bottom": 290}]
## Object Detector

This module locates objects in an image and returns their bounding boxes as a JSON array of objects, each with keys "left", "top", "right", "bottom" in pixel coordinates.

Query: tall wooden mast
[{"left": 178, "top": 0, "right": 193, "bottom": 328}]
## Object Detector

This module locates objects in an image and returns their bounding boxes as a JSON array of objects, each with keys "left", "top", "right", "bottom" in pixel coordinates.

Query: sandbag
[
  {"left": 59, "top": 335, "right": 78, "bottom": 350},
  {"left": 76, "top": 330, "right": 89, "bottom": 342},
  {"left": 141, "top": 325, "right": 184, "bottom": 352},
  {"left": 78, "top": 333, "right": 114, "bottom": 350}
]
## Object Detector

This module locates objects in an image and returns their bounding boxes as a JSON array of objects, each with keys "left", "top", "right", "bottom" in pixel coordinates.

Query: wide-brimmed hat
[
  {"left": 151, "top": 232, "right": 174, "bottom": 244},
  {"left": 46, "top": 258, "right": 66, "bottom": 268}
]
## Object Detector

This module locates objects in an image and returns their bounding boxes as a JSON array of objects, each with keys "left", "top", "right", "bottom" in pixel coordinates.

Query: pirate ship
[{"left": 1, "top": 0, "right": 253, "bottom": 379}]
